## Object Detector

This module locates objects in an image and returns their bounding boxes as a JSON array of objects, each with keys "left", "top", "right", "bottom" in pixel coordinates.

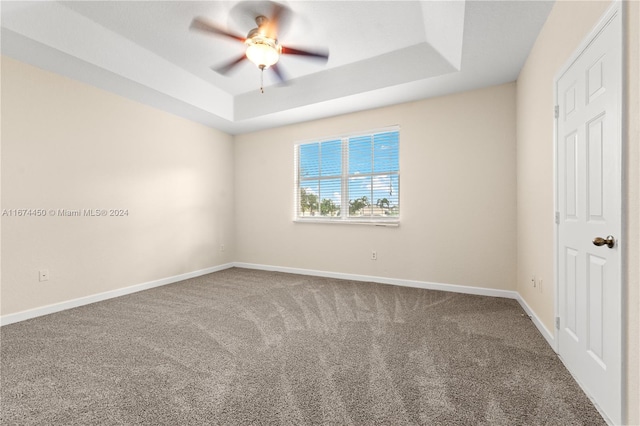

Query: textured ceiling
[{"left": 1, "top": 1, "right": 554, "bottom": 134}]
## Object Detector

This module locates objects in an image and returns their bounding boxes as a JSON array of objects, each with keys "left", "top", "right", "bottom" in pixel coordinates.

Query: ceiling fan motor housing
[{"left": 245, "top": 17, "right": 281, "bottom": 69}]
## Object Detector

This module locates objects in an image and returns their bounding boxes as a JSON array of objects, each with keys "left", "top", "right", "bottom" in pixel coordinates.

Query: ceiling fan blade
[
  {"left": 190, "top": 17, "right": 245, "bottom": 42},
  {"left": 271, "top": 63, "right": 287, "bottom": 84},
  {"left": 281, "top": 46, "right": 329, "bottom": 62},
  {"left": 212, "top": 54, "right": 248, "bottom": 75}
]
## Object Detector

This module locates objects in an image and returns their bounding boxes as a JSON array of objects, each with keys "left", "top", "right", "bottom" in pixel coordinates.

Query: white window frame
[{"left": 294, "top": 126, "right": 400, "bottom": 226}]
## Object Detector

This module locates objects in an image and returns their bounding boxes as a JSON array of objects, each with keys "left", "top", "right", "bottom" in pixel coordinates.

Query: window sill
[{"left": 293, "top": 218, "right": 399, "bottom": 227}]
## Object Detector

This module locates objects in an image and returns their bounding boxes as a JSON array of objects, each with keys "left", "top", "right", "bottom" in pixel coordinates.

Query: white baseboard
[
  {"left": 233, "top": 262, "right": 520, "bottom": 300},
  {"left": 516, "top": 293, "right": 556, "bottom": 350},
  {"left": 0, "top": 263, "right": 234, "bottom": 326}
]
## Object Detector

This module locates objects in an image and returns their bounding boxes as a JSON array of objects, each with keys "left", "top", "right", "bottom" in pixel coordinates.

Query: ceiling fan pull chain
[{"left": 260, "top": 67, "right": 265, "bottom": 94}]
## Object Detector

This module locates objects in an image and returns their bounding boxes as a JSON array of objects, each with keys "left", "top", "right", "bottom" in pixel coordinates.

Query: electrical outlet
[
  {"left": 39, "top": 269, "right": 49, "bottom": 282},
  {"left": 371, "top": 250, "right": 377, "bottom": 260},
  {"left": 220, "top": 244, "right": 225, "bottom": 252},
  {"left": 538, "top": 278, "right": 543, "bottom": 293}
]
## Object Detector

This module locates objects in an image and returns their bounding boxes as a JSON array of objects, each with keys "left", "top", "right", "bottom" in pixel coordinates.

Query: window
[{"left": 295, "top": 127, "right": 399, "bottom": 224}]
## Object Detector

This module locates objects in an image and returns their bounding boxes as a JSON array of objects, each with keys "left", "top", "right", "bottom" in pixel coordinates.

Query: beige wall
[
  {"left": 1, "top": 57, "right": 235, "bottom": 315},
  {"left": 516, "top": 1, "right": 640, "bottom": 423},
  {"left": 234, "top": 83, "right": 517, "bottom": 291}
]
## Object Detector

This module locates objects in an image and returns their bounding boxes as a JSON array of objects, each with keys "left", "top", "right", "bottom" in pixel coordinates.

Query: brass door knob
[{"left": 593, "top": 235, "right": 615, "bottom": 248}]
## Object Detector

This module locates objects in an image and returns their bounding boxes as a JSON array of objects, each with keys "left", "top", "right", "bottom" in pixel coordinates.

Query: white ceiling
[{"left": 1, "top": 1, "right": 554, "bottom": 134}]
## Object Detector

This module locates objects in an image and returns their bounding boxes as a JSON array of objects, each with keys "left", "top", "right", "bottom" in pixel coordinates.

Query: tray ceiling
[{"left": 1, "top": 1, "right": 554, "bottom": 134}]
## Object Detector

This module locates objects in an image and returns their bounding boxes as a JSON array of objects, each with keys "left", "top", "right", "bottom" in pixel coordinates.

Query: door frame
[{"left": 553, "top": 1, "right": 626, "bottom": 423}]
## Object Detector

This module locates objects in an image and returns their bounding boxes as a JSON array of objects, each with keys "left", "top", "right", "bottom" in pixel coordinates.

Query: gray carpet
[{"left": 1, "top": 268, "right": 604, "bottom": 425}]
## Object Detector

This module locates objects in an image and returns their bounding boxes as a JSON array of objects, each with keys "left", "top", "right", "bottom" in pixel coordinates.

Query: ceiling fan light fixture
[{"left": 245, "top": 37, "right": 280, "bottom": 69}]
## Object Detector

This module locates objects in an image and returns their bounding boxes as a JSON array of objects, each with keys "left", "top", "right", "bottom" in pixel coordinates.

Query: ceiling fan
[{"left": 190, "top": 2, "right": 329, "bottom": 93}]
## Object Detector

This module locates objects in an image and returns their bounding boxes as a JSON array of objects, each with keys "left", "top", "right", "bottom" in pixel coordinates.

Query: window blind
[{"left": 296, "top": 127, "right": 399, "bottom": 223}]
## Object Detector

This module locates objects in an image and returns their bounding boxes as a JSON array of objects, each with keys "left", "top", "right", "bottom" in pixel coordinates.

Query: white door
[{"left": 556, "top": 5, "right": 622, "bottom": 425}]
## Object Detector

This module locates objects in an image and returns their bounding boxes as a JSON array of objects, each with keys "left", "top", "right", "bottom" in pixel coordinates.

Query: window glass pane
[
  {"left": 319, "top": 178, "right": 341, "bottom": 217},
  {"left": 372, "top": 174, "right": 399, "bottom": 217},
  {"left": 320, "top": 140, "right": 342, "bottom": 177},
  {"left": 348, "top": 135, "right": 372, "bottom": 175},
  {"left": 299, "top": 181, "right": 319, "bottom": 216},
  {"left": 348, "top": 176, "right": 372, "bottom": 217},
  {"left": 299, "top": 143, "right": 319, "bottom": 178},
  {"left": 373, "top": 132, "right": 399, "bottom": 173}
]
